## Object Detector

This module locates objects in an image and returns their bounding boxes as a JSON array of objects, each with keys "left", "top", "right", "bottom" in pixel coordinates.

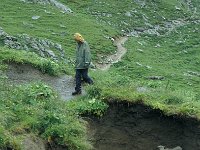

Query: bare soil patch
[
  {"left": 6, "top": 63, "right": 75, "bottom": 100},
  {"left": 87, "top": 102, "right": 200, "bottom": 150}
]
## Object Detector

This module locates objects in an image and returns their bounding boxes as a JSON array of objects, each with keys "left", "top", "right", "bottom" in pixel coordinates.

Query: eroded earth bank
[{"left": 87, "top": 102, "right": 200, "bottom": 150}]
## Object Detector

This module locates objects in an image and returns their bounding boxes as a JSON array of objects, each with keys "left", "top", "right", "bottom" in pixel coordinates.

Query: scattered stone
[
  {"left": 128, "top": 30, "right": 140, "bottom": 37},
  {"left": 59, "top": 24, "right": 66, "bottom": 28},
  {"left": 157, "top": 145, "right": 182, "bottom": 150},
  {"left": 147, "top": 76, "right": 164, "bottom": 80},
  {"left": 0, "top": 27, "right": 8, "bottom": 37},
  {"left": 0, "top": 27, "right": 65, "bottom": 61},
  {"left": 21, "top": 0, "right": 72, "bottom": 13},
  {"left": 128, "top": 18, "right": 189, "bottom": 37},
  {"left": 136, "top": 62, "right": 143, "bottom": 66},
  {"left": 155, "top": 44, "right": 161, "bottom": 48},
  {"left": 187, "top": 71, "right": 200, "bottom": 77},
  {"left": 134, "top": 0, "right": 146, "bottom": 7},
  {"left": 134, "top": 27, "right": 146, "bottom": 32},
  {"left": 137, "top": 49, "right": 144, "bottom": 52},
  {"left": 175, "top": 6, "right": 181, "bottom": 10},
  {"left": 145, "top": 22, "right": 153, "bottom": 27},
  {"left": 175, "top": 40, "right": 185, "bottom": 44},
  {"left": 125, "top": 11, "right": 132, "bottom": 17},
  {"left": 145, "top": 28, "right": 160, "bottom": 36},
  {"left": 178, "top": 50, "right": 188, "bottom": 54},
  {"left": 50, "top": 0, "right": 72, "bottom": 13},
  {"left": 46, "top": 49, "right": 56, "bottom": 59},
  {"left": 44, "top": 10, "right": 51, "bottom": 14},
  {"left": 136, "top": 86, "right": 148, "bottom": 93},
  {"left": 23, "top": 21, "right": 34, "bottom": 28},
  {"left": 146, "top": 65, "right": 152, "bottom": 69},
  {"left": 142, "top": 14, "right": 149, "bottom": 21},
  {"left": 137, "top": 41, "right": 143, "bottom": 45},
  {"left": 32, "top": 16, "right": 40, "bottom": 20},
  {"left": 162, "top": 16, "right": 166, "bottom": 20}
]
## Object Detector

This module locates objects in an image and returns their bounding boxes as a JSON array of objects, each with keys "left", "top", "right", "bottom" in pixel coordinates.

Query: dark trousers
[{"left": 75, "top": 68, "right": 93, "bottom": 92}]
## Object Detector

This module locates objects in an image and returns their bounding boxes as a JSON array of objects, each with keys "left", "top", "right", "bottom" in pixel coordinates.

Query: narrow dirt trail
[
  {"left": 6, "top": 63, "right": 76, "bottom": 100},
  {"left": 96, "top": 36, "right": 128, "bottom": 70},
  {"left": 6, "top": 36, "right": 128, "bottom": 100}
]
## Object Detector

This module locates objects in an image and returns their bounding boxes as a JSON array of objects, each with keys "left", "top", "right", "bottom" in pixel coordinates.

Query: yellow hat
[{"left": 74, "top": 33, "right": 84, "bottom": 42}]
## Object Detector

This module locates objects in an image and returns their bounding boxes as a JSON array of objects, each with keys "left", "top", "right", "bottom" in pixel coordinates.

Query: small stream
[{"left": 87, "top": 102, "right": 200, "bottom": 150}]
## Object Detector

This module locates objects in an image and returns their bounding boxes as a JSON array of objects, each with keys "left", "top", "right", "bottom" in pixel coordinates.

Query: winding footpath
[
  {"left": 96, "top": 36, "right": 128, "bottom": 70},
  {"left": 6, "top": 36, "right": 128, "bottom": 100}
]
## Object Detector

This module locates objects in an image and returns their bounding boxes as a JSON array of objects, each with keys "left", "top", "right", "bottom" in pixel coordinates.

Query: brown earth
[
  {"left": 6, "top": 62, "right": 76, "bottom": 100},
  {"left": 86, "top": 102, "right": 200, "bottom": 150}
]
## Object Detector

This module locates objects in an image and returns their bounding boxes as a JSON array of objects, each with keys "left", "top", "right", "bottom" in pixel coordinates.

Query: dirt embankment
[
  {"left": 87, "top": 102, "right": 200, "bottom": 150},
  {"left": 6, "top": 63, "right": 75, "bottom": 100}
]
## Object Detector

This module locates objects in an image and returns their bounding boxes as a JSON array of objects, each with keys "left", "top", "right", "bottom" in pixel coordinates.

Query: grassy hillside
[
  {"left": 0, "top": 0, "right": 200, "bottom": 149},
  {"left": 62, "top": 0, "right": 195, "bottom": 30},
  {"left": 0, "top": 0, "right": 118, "bottom": 59}
]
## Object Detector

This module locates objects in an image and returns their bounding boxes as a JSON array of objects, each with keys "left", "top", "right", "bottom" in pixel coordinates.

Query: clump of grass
[
  {"left": 0, "top": 80, "right": 92, "bottom": 149},
  {"left": 66, "top": 97, "right": 109, "bottom": 117},
  {"left": 0, "top": 48, "right": 68, "bottom": 75},
  {"left": 164, "top": 96, "right": 183, "bottom": 105}
]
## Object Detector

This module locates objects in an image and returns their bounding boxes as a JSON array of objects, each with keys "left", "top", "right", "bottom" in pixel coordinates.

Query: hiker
[{"left": 72, "top": 33, "right": 93, "bottom": 95}]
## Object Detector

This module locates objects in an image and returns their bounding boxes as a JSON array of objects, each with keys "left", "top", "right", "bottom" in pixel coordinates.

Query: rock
[
  {"left": 0, "top": 27, "right": 65, "bottom": 61},
  {"left": 134, "top": 0, "right": 146, "bottom": 7},
  {"left": 50, "top": 0, "right": 73, "bottom": 13},
  {"left": 145, "top": 28, "right": 160, "bottom": 36},
  {"left": 32, "top": 16, "right": 40, "bottom": 20},
  {"left": 137, "top": 49, "right": 144, "bottom": 52},
  {"left": 0, "top": 27, "right": 8, "bottom": 37},
  {"left": 147, "top": 76, "right": 164, "bottom": 80},
  {"left": 21, "top": 0, "right": 72, "bottom": 13},
  {"left": 136, "top": 86, "right": 148, "bottom": 93},
  {"left": 129, "top": 18, "right": 188, "bottom": 37},
  {"left": 175, "top": 6, "right": 181, "bottom": 10},
  {"left": 125, "top": 11, "right": 132, "bottom": 17},
  {"left": 155, "top": 44, "right": 161, "bottom": 48},
  {"left": 137, "top": 41, "right": 143, "bottom": 45},
  {"left": 136, "top": 62, "right": 143, "bottom": 66},
  {"left": 44, "top": 9, "right": 51, "bottom": 14},
  {"left": 175, "top": 40, "right": 184, "bottom": 44},
  {"left": 146, "top": 65, "right": 152, "bottom": 69},
  {"left": 134, "top": 27, "right": 146, "bottom": 32},
  {"left": 187, "top": 71, "right": 200, "bottom": 77},
  {"left": 46, "top": 49, "right": 56, "bottom": 58},
  {"left": 59, "top": 24, "right": 66, "bottom": 28},
  {"left": 157, "top": 145, "right": 182, "bottom": 150},
  {"left": 145, "top": 22, "right": 153, "bottom": 27},
  {"left": 23, "top": 21, "right": 34, "bottom": 28}
]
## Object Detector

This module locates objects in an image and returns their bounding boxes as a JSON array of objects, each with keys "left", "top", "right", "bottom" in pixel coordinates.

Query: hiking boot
[{"left": 72, "top": 90, "right": 82, "bottom": 96}]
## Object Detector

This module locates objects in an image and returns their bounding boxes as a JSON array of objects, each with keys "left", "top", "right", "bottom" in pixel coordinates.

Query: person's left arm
[{"left": 84, "top": 42, "right": 91, "bottom": 67}]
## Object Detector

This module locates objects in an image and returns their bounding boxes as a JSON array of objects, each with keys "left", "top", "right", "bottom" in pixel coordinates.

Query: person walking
[{"left": 72, "top": 33, "right": 93, "bottom": 95}]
